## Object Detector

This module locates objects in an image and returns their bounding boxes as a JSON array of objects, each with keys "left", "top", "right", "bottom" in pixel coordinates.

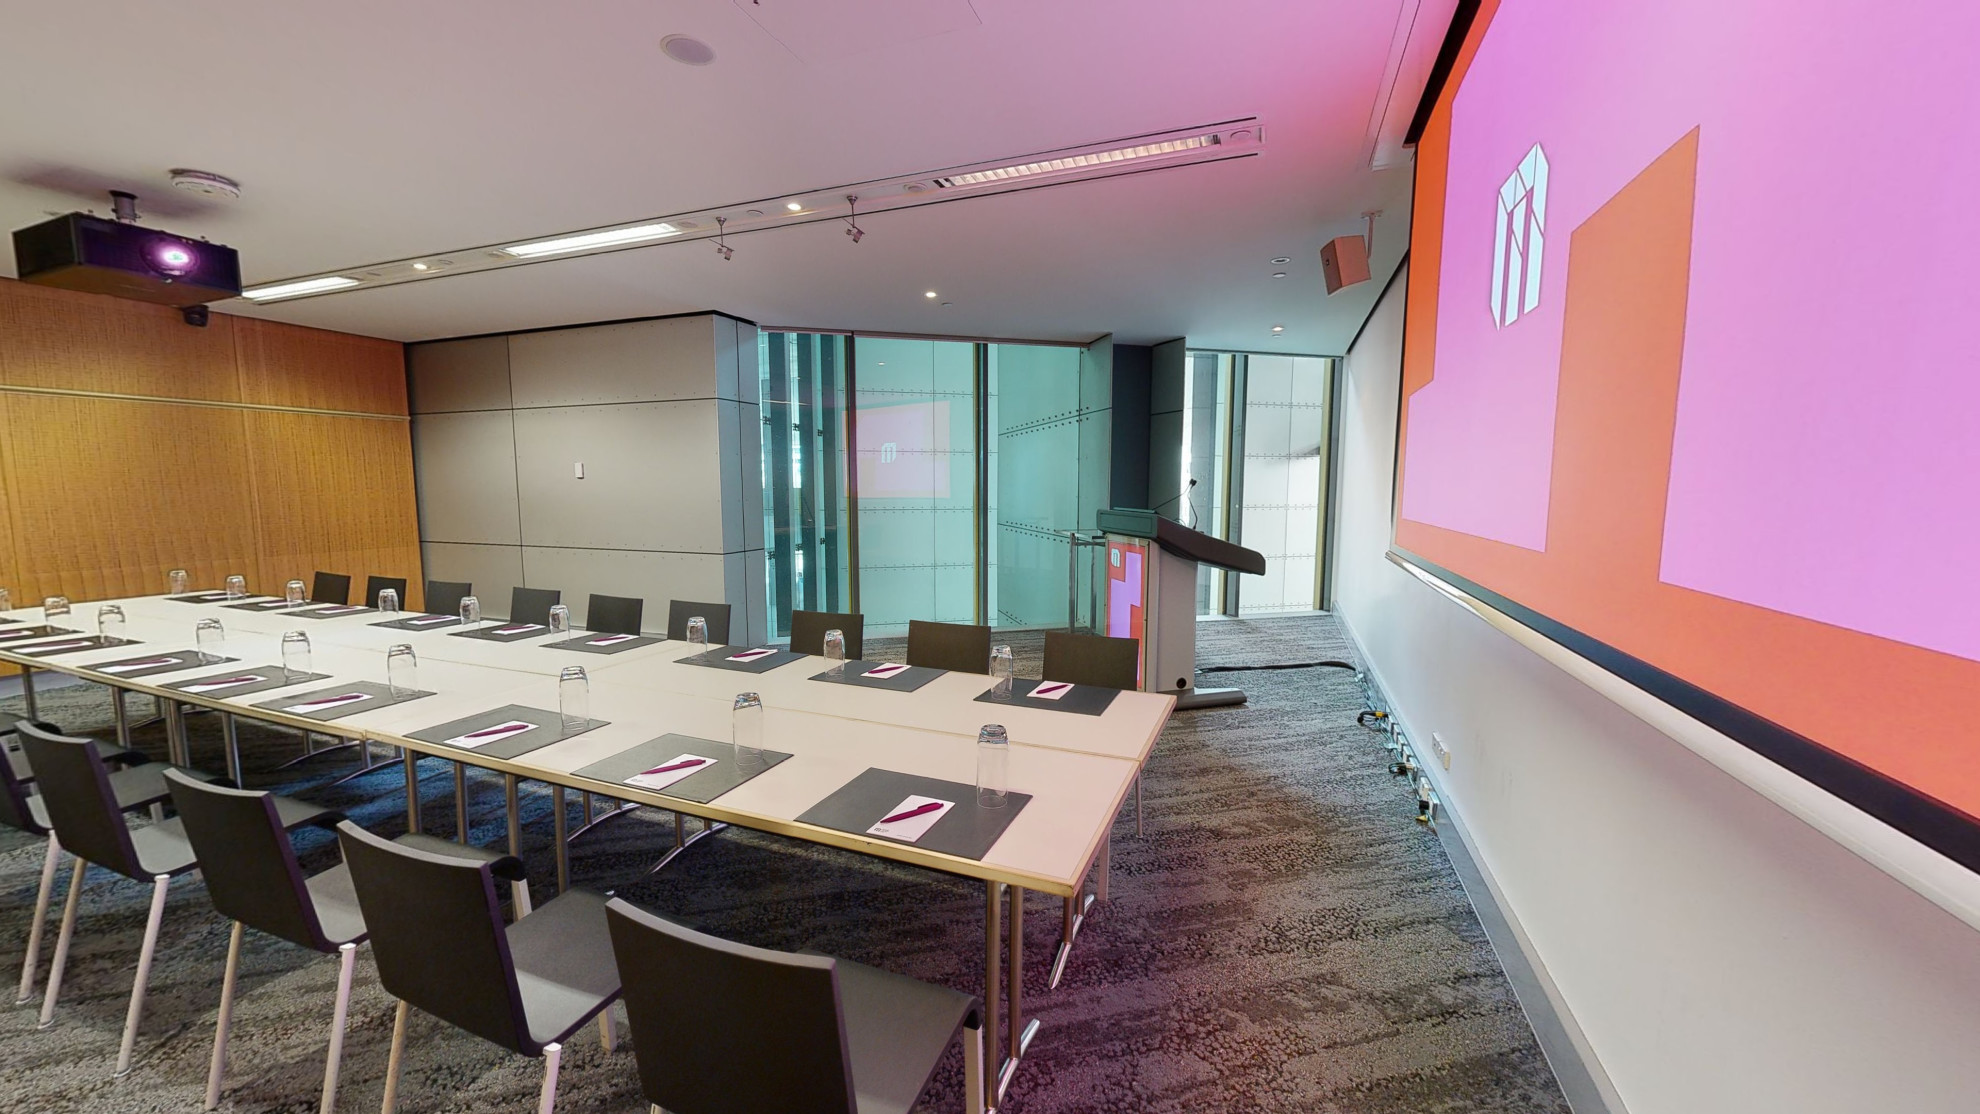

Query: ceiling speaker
[{"left": 1320, "top": 234, "right": 1371, "bottom": 295}]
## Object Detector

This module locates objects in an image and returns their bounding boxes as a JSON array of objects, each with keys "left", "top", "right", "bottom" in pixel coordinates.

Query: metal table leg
[
  {"left": 221, "top": 713, "right": 243, "bottom": 786},
  {"left": 111, "top": 686, "right": 131, "bottom": 749},
  {"left": 1096, "top": 834, "right": 1111, "bottom": 902},
  {"left": 404, "top": 752, "right": 422, "bottom": 833},
  {"left": 162, "top": 700, "right": 189, "bottom": 767},
  {"left": 553, "top": 785, "right": 570, "bottom": 893},
  {"left": 505, "top": 774, "right": 532, "bottom": 915},
  {"left": 454, "top": 762, "right": 470, "bottom": 843},
  {"left": 983, "top": 881, "right": 1001, "bottom": 1103},
  {"left": 19, "top": 665, "right": 37, "bottom": 720},
  {"left": 998, "top": 885, "right": 1037, "bottom": 1101}
]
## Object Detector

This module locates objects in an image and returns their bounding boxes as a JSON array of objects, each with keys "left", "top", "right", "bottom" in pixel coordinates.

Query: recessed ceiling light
[
  {"left": 745, "top": 209, "right": 764, "bottom": 217},
  {"left": 785, "top": 201, "right": 804, "bottom": 212},
  {"left": 660, "top": 35, "right": 716, "bottom": 66},
  {"left": 1271, "top": 257, "right": 1291, "bottom": 265},
  {"left": 500, "top": 223, "right": 681, "bottom": 258},
  {"left": 412, "top": 262, "right": 430, "bottom": 272},
  {"left": 242, "top": 276, "right": 360, "bottom": 301},
  {"left": 925, "top": 290, "right": 938, "bottom": 298},
  {"left": 942, "top": 301, "right": 954, "bottom": 307},
  {"left": 1271, "top": 325, "right": 1286, "bottom": 333},
  {"left": 1271, "top": 272, "right": 1287, "bottom": 279}
]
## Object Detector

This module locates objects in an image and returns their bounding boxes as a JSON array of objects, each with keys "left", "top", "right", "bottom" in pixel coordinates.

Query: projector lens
[{"left": 148, "top": 239, "right": 197, "bottom": 277}]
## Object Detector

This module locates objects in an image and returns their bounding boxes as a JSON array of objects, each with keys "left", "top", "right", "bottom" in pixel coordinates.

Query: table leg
[
  {"left": 19, "top": 666, "right": 37, "bottom": 720},
  {"left": 221, "top": 713, "right": 242, "bottom": 786},
  {"left": 1096, "top": 834, "right": 1111, "bottom": 903},
  {"left": 505, "top": 774, "right": 531, "bottom": 915},
  {"left": 404, "top": 752, "right": 421, "bottom": 833},
  {"left": 111, "top": 686, "right": 131, "bottom": 749},
  {"left": 552, "top": 785, "right": 570, "bottom": 893},
  {"left": 162, "top": 700, "right": 188, "bottom": 767},
  {"left": 983, "top": 880, "right": 1001, "bottom": 1103},
  {"left": 454, "top": 762, "right": 470, "bottom": 844}
]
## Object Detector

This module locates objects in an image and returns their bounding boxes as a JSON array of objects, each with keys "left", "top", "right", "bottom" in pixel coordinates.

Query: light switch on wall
[{"left": 574, "top": 462, "right": 584, "bottom": 479}]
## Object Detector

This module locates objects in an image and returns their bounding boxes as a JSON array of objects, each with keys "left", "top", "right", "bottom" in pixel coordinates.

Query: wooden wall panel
[
  {"left": 0, "top": 393, "right": 259, "bottom": 602},
  {"left": 0, "top": 278, "right": 241, "bottom": 402},
  {"left": 235, "top": 316, "right": 407, "bottom": 415},
  {"left": 244, "top": 411, "right": 424, "bottom": 608}
]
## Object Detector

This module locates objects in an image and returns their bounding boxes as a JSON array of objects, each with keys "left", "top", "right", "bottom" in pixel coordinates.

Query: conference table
[{"left": 0, "top": 592, "right": 1173, "bottom": 1104}]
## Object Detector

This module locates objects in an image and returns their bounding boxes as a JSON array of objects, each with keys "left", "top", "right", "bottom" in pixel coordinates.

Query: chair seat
[
  {"left": 26, "top": 762, "right": 215, "bottom": 831},
  {"left": 302, "top": 863, "right": 368, "bottom": 949},
  {"left": 8, "top": 736, "right": 147, "bottom": 784},
  {"left": 837, "top": 958, "right": 978, "bottom": 1114},
  {"left": 395, "top": 833, "right": 529, "bottom": 883},
  {"left": 129, "top": 818, "right": 201, "bottom": 878},
  {"left": 507, "top": 888, "right": 622, "bottom": 1050}
]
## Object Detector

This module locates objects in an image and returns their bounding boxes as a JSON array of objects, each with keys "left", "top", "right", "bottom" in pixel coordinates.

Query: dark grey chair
[
  {"left": 511, "top": 586, "right": 563, "bottom": 627},
  {"left": 365, "top": 575, "right": 409, "bottom": 609},
  {"left": 166, "top": 772, "right": 530, "bottom": 1111},
  {"left": 3, "top": 716, "right": 151, "bottom": 1006},
  {"left": 17, "top": 723, "right": 332, "bottom": 1075},
  {"left": 584, "top": 593, "right": 644, "bottom": 636},
  {"left": 790, "top": 609, "right": 864, "bottom": 661},
  {"left": 336, "top": 821, "right": 621, "bottom": 1114},
  {"left": 310, "top": 572, "right": 352, "bottom": 606},
  {"left": 606, "top": 898, "right": 984, "bottom": 1114},
  {"left": 907, "top": 620, "right": 992, "bottom": 674},
  {"left": 1042, "top": 631, "right": 1140, "bottom": 690},
  {"left": 667, "top": 599, "right": 732, "bottom": 644},
  {"left": 425, "top": 579, "right": 473, "bottom": 616}
]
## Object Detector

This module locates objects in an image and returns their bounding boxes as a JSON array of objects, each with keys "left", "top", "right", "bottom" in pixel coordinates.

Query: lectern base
[{"left": 1168, "top": 686, "right": 1248, "bottom": 710}]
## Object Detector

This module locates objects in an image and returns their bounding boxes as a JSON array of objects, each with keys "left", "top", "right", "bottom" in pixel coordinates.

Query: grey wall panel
[
  {"left": 420, "top": 542, "right": 525, "bottom": 617},
  {"left": 507, "top": 316, "right": 718, "bottom": 408},
  {"left": 716, "top": 399, "right": 745, "bottom": 555},
  {"left": 1149, "top": 410, "right": 1183, "bottom": 514},
  {"left": 714, "top": 316, "right": 740, "bottom": 402},
  {"left": 738, "top": 400, "right": 764, "bottom": 551},
  {"left": 412, "top": 411, "right": 522, "bottom": 545},
  {"left": 521, "top": 546, "right": 726, "bottom": 630},
  {"left": 733, "top": 321, "right": 761, "bottom": 406},
  {"left": 409, "top": 336, "right": 512, "bottom": 414},
  {"left": 513, "top": 401, "right": 727, "bottom": 553}
]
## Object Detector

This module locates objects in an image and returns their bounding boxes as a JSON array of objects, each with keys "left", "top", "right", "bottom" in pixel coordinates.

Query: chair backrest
[
  {"left": 365, "top": 575, "right": 409, "bottom": 609},
  {"left": 585, "top": 593, "right": 644, "bottom": 636},
  {"left": 15, "top": 723, "right": 144, "bottom": 879},
  {"left": 166, "top": 770, "right": 331, "bottom": 951},
  {"left": 311, "top": 571, "right": 352, "bottom": 606},
  {"left": 907, "top": 620, "right": 992, "bottom": 674},
  {"left": 510, "top": 586, "right": 562, "bottom": 627},
  {"left": 425, "top": 579, "right": 473, "bottom": 616},
  {"left": 335, "top": 821, "right": 532, "bottom": 1053},
  {"left": 667, "top": 600, "right": 732, "bottom": 645},
  {"left": 789, "top": 609, "right": 863, "bottom": 661},
  {"left": 1042, "top": 631, "right": 1141, "bottom": 690},
  {"left": 0, "top": 720, "right": 47, "bottom": 835},
  {"left": 606, "top": 898, "right": 857, "bottom": 1114}
]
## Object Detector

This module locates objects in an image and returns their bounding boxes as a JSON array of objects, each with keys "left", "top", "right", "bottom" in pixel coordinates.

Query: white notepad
[
  {"left": 862, "top": 662, "right": 910, "bottom": 679},
  {"left": 623, "top": 754, "right": 715, "bottom": 792},
  {"left": 443, "top": 720, "right": 536, "bottom": 749},
  {"left": 1027, "top": 680, "right": 1075, "bottom": 701},
  {"left": 180, "top": 674, "right": 270, "bottom": 694},
  {"left": 865, "top": 795, "right": 954, "bottom": 842},
  {"left": 284, "top": 692, "right": 372, "bottom": 715},
  {"left": 726, "top": 647, "right": 777, "bottom": 662}
]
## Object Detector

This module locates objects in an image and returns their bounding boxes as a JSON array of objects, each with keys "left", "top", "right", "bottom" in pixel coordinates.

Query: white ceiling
[{"left": 0, "top": 0, "right": 1421, "bottom": 352}]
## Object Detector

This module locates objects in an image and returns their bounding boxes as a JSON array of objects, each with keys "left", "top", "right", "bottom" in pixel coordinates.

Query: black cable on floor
[{"left": 1198, "top": 659, "right": 1358, "bottom": 673}]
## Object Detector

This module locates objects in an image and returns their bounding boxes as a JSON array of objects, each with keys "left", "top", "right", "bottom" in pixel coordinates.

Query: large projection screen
[{"left": 1396, "top": 0, "right": 1980, "bottom": 871}]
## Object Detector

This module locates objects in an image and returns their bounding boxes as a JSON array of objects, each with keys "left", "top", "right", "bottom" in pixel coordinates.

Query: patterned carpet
[{"left": 0, "top": 615, "right": 1569, "bottom": 1113}]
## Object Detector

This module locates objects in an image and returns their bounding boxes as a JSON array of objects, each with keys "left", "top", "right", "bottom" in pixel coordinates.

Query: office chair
[
  {"left": 365, "top": 575, "right": 409, "bottom": 609},
  {"left": 790, "top": 609, "right": 864, "bottom": 661},
  {"left": 1042, "top": 631, "right": 1140, "bottom": 691},
  {"left": 425, "top": 579, "right": 473, "bottom": 616},
  {"left": 666, "top": 599, "right": 731, "bottom": 645},
  {"left": 906, "top": 620, "right": 993, "bottom": 674},
  {"left": 510, "top": 586, "right": 563, "bottom": 627},
  {"left": 584, "top": 594, "right": 644, "bottom": 636},
  {"left": 310, "top": 572, "right": 352, "bottom": 606}
]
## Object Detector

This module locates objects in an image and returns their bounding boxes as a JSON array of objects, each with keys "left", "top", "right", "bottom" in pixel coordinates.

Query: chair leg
[
  {"left": 964, "top": 1013, "right": 985, "bottom": 1114},
  {"left": 320, "top": 943, "right": 358, "bottom": 1114},
  {"left": 205, "top": 921, "right": 245, "bottom": 1108},
  {"left": 537, "top": 1043, "right": 563, "bottom": 1114},
  {"left": 38, "top": 856, "right": 87, "bottom": 1028},
  {"left": 17, "top": 834, "right": 60, "bottom": 1004},
  {"left": 381, "top": 999, "right": 410, "bottom": 1114},
  {"left": 599, "top": 1004, "right": 616, "bottom": 1053},
  {"left": 116, "top": 874, "right": 172, "bottom": 1075}
]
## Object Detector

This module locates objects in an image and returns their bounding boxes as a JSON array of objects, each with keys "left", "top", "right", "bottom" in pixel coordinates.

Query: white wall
[{"left": 1332, "top": 264, "right": 1980, "bottom": 1114}]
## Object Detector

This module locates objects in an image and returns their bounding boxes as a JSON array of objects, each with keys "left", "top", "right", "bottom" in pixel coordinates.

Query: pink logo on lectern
[{"left": 1492, "top": 143, "right": 1549, "bottom": 328}]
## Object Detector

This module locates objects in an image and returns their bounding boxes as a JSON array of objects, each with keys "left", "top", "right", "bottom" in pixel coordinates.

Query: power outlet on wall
[{"left": 1430, "top": 731, "right": 1452, "bottom": 769}]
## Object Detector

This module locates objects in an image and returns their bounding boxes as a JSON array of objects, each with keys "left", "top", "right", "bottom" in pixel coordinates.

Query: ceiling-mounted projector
[{"left": 11, "top": 191, "right": 239, "bottom": 308}]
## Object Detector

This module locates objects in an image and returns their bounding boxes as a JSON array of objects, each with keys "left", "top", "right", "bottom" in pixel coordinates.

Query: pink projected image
[{"left": 1403, "top": 0, "right": 1980, "bottom": 666}]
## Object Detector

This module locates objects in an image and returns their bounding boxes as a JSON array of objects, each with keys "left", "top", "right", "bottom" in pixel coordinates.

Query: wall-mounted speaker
[{"left": 1320, "top": 234, "right": 1372, "bottom": 295}]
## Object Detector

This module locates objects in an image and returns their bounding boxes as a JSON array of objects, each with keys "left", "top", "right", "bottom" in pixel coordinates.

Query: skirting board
[{"left": 1337, "top": 613, "right": 1628, "bottom": 1114}]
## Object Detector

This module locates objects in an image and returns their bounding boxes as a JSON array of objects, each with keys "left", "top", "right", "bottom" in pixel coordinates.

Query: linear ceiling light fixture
[{"left": 232, "top": 118, "right": 1261, "bottom": 303}]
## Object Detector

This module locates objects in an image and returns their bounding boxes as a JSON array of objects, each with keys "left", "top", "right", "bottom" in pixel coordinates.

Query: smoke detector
[{"left": 169, "top": 170, "right": 241, "bottom": 199}]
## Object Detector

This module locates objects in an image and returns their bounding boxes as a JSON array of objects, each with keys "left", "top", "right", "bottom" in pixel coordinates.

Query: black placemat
[
  {"left": 371, "top": 613, "right": 471, "bottom": 631},
  {"left": 449, "top": 621, "right": 556, "bottom": 643},
  {"left": 167, "top": 591, "right": 242, "bottom": 604},
  {"left": 573, "top": 733, "right": 791, "bottom": 805},
  {"left": 16, "top": 635, "right": 141, "bottom": 657},
  {"left": 163, "top": 667, "right": 331, "bottom": 699},
  {"left": 404, "top": 704, "right": 605, "bottom": 759},
  {"left": 86, "top": 650, "right": 237, "bottom": 679},
  {"left": 974, "top": 677, "right": 1122, "bottom": 717},
  {"left": 796, "top": 768, "right": 1030, "bottom": 860},
  {"left": 0, "top": 625, "right": 81, "bottom": 643},
  {"left": 808, "top": 659, "right": 945, "bottom": 693},
  {"left": 252, "top": 680, "right": 435, "bottom": 721},
  {"left": 546, "top": 633, "right": 662, "bottom": 655},
  {"left": 679, "top": 647, "right": 808, "bottom": 674},
  {"left": 223, "top": 598, "right": 321, "bottom": 613},
  {"left": 287, "top": 604, "right": 379, "bottom": 620}
]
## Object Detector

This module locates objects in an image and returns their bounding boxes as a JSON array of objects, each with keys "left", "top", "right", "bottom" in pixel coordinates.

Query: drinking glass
[
  {"left": 386, "top": 644, "right": 418, "bottom": 697},
  {"left": 224, "top": 575, "right": 248, "bottom": 600},
  {"left": 167, "top": 569, "right": 189, "bottom": 595},
  {"left": 195, "top": 618, "right": 226, "bottom": 663},
  {"left": 97, "top": 604, "right": 126, "bottom": 640},
  {"left": 977, "top": 724, "right": 1009, "bottom": 808},
  {"left": 285, "top": 580, "right": 306, "bottom": 607},
  {"left": 559, "top": 665, "right": 590, "bottom": 731},
  {"left": 991, "top": 645, "right": 1015, "bottom": 699},
  {"left": 376, "top": 587, "right": 401, "bottom": 615},
  {"left": 733, "top": 691, "right": 765, "bottom": 772},
  {"left": 459, "top": 594, "right": 481, "bottom": 627},
  {"left": 44, "top": 596, "right": 71, "bottom": 626},
  {"left": 548, "top": 603, "right": 571, "bottom": 635},
  {"left": 0, "top": 587, "right": 12, "bottom": 614},
  {"left": 281, "top": 630, "right": 312, "bottom": 681},
  {"left": 686, "top": 615, "right": 708, "bottom": 651},
  {"left": 823, "top": 628, "right": 846, "bottom": 672}
]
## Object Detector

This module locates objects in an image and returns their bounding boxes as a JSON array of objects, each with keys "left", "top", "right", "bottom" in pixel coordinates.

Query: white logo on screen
[
  {"left": 1492, "top": 143, "right": 1549, "bottom": 328},
  {"left": 880, "top": 441, "right": 898, "bottom": 464}
]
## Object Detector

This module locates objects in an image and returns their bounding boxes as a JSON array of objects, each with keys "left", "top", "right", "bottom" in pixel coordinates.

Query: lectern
[{"left": 1095, "top": 508, "right": 1267, "bottom": 709}]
